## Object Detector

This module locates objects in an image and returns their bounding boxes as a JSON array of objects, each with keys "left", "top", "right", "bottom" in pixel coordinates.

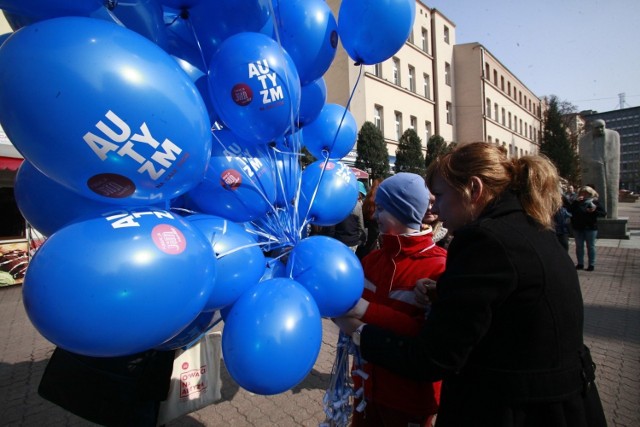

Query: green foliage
[
  {"left": 394, "top": 128, "right": 426, "bottom": 175},
  {"left": 540, "top": 95, "right": 580, "bottom": 184},
  {"left": 355, "top": 121, "right": 390, "bottom": 180},
  {"left": 424, "top": 135, "right": 453, "bottom": 168}
]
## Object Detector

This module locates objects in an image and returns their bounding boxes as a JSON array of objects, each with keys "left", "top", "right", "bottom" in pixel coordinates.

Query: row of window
[
  {"left": 373, "top": 105, "right": 449, "bottom": 143},
  {"left": 485, "top": 97, "right": 539, "bottom": 142},
  {"left": 407, "top": 23, "right": 451, "bottom": 55},
  {"left": 484, "top": 62, "right": 541, "bottom": 117},
  {"left": 486, "top": 138, "right": 530, "bottom": 159},
  {"left": 374, "top": 58, "right": 451, "bottom": 98}
]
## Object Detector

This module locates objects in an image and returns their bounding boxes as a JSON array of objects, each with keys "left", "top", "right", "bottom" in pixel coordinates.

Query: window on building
[
  {"left": 519, "top": 91, "right": 522, "bottom": 104},
  {"left": 444, "top": 25, "right": 450, "bottom": 44},
  {"left": 446, "top": 102, "right": 452, "bottom": 125},
  {"left": 494, "top": 103, "right": 499, "bottom": 121},
  {"left": 493, "top": 70, "right": 498, "bottom": 85},
  {"left": 393, "top": 57, "right": 400, "bottom": 85},
  {"left": 395, "top": 111, "right": 403, "bottom": 140},
  {"left": 486, "top": 98, "right": 491, "bottom": 119},
  {"left": 408, "top": 29, "right": 414, "bottom": 44},
  {"left": 444, "top": 62, "right": 451, "bottom": 86},
  {"left": 507, "top": 82, "right": 511, "bottom": 96},
  {"left": 501, "top": 76, "right": 505, "bottom": 91},
  {"left": 374, "top": 105, "right": 384, "bottom": 132},
  {"left": 519, "top": 119, "right": 523, "bottom": 134},
  {"left": 514, "top": 115, "right": 518, "bottom": 132},
  {"left": 485, "top": 63, "right": 490, "bottom": 79},
  {"left": 423, "top": 73, "right": 431, "bottom": 98},
  {"left": 488, "top": 135, "right": 492, "bottom": 142},
  {"left": 524, "top": 124, "right": 528, "bottom": 138},
  {"left": 410, "top": 115, "right": 417, "bottom": 130},
  {"left": 408, "top": 66, "right": 416, "bottom": 92},
  {"left": 501, "top": 108, "right": 506, "bottom": 126},
  {"left": 425, "top": 121, "right": 432, "bottom": 140},
  {"left": 508, "top": 112, "right": 512, "bottom": 129},
  {"left": 373, "top": 63, "right": 382, "bottom": 78},
  {"left": 421, "top": 28, "right": 429, "bottom": 53}
]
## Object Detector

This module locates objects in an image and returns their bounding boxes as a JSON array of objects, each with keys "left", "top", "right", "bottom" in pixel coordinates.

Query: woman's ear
[{"left": 469, "top": 176, "right": 484, "bottom": 203}]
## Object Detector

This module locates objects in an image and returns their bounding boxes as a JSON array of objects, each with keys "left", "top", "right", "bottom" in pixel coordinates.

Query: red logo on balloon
[
  {"left": 231, "top": 83, "right": 253, "bottom": 106},
  {"left": 220, "top": 169, "right": 242, "bottom": 190},
  {"left": 151, "top": 224, "right": 187, "bottom": 255},
  {"left": 87, "top": 173, "right": 135, "bottom": 198},
  {"left": 318, "top": 161, "right": 335, "bottom": 170}
]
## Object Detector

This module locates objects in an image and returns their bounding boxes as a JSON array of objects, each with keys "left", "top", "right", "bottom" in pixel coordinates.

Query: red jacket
[{"left": 356, "top": 230, "right": 447, "bottom": 417}]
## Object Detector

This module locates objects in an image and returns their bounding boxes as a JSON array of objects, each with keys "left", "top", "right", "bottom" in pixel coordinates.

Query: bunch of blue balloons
[{"left": 0, "top": 0, "right": 415, "bottom": 395}]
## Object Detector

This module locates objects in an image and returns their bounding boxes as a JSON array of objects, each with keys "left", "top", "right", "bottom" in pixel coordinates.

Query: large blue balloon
[
  {"left": 188, "top": 0, "right": 274, "bottom": 63},
  {"left": 188, "top": 130, "right": 277, "bottom": 222},
  {"left": 222, "top": 278, "right": 322, "bottom": 395},
  {"left": 14, "top": 161, "right": 125, "bottom": 237},
  {"left": 0, "top": 17, "right": 212, "bottom": 206},
  {"left": 287, "top": 235, "right": 364, "bottom": 317},
  {"left": 273, "top": 0, "right": 338, "bottom": 85},
  {"left": 298, "top": 160, "right": 358, "bottom": 226},
  {"left": 208, "top": 32, "right": 301, "bottom": 144},
  {"left": 301, "top": 103, "right": 357, "bottom": 160},
  {"left": 297, "top": 78, "right": 327, "bottom": 128},
  {"left": 22, "top": 207, "right": 217, "bottom": 357},
  {"left": 187, "top": 214, "right": 266, "bottom": 311},
  {"left": 338, "top": 0, "right": 416, "bottom": 65}
]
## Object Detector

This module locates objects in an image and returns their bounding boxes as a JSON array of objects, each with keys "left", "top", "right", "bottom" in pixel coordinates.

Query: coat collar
[{"left": 379, "top": 230, "right": 436, "bottom": 257}]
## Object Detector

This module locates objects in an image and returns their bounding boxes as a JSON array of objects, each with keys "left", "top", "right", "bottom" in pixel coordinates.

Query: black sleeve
[{"left": 359, "top": 227, "right": 517, "bottom": 381}]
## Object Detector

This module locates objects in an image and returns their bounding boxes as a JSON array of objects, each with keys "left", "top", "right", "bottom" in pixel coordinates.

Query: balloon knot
[
  {"left": 105, "top": 0, "right": 118, "bottom": 10},
  {"left": 180, "top": 9, "right": 190, "bottom": 19}
]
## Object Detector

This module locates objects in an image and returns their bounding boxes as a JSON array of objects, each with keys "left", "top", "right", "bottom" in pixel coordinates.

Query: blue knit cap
[{"left": 375, "top": 173, "right": 430, "bottom": 230}]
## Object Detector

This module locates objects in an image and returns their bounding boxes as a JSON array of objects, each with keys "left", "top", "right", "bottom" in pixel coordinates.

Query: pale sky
[{"left": 424, "top": 0, "right": 640, "bottom": 113}]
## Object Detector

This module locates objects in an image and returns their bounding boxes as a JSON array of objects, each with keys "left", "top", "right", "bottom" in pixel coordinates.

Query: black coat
[{"left": 360, "top": 192, "right": 606, "bottom": 427}]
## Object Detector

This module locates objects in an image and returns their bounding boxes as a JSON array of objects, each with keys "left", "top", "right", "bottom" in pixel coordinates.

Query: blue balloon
[
  {"left": 187, "top": 214, "right": 266, "bottom": 311},
  {"left": 338, "top": 0, "right": 416, "bottom": 65},
  {"left": 155, "top": 310, "right": 221, "bottom": 351},
  {"left": 287, "top": 236, "right": 364, "bottom": 317},
  {"left": 221, "top": 278, "right": 322, "bottom": 395},
  {"left": 298, "top": 160, "right": 358, "bottom": 226},
  {"left": 14, "top": 161, "right": 124, "bottom": 237},
  {"left": 301, "top": 103, "right": 357, "bottom": 160},
  {"left": 22, "top": 207, "right": 217, "bottom": 357},
  {"left": 0, "top": 17, "right": 212, "bottom": 206},
  {"left": 273, "top": 0, "right": 338, "bottom": 85},
  {"left": 0, "top": 0, "right": 111, "bottom": 23},
  {"left": 188, "top": 0, "right": 274, "bottom": 64},
  {"left": 208, "top": 32, "right": 301, "bottom": 144},
  {"left": 188, "top": 130, "right": 277, "bottom": 222},
  {"left": 297, "top": 78, "right": 327, "bottom": 128},
  {"left": 109, "top": 0, "right": 168, "bottom": 48}
]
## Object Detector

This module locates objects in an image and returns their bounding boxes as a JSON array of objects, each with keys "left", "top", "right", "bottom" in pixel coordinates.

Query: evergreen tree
[
  {"left": 355, "top": 121, "right": 390, "bottom": 180},
  {"left": 540, "top": 95, "right": 580, "bottom": 184},
  {"left": 394, "top": 128, "right": 426, "bottom": 175},
  {"left": 425, "top": 135, "right": 453, "bottom": 168}
]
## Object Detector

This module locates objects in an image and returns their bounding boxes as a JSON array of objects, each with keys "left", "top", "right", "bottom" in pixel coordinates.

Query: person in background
[
  {"left": 334, "top": 143, "right": 606, "bottom": 427},
  {"left": 340, "top": 172, "right": 447, "bottom": 427},
  {"left": 421, "top": 192, "right": 451, "bottom": 249},
  {"left": 568, "top": 185, "right": 606, "bottom": 271},
  {"left": 554, "top": 199, "right": 572, "bottom": 251},
  {"left": 315, "top": 181, "right": 366, "bottom": 252},
  {"left": 356, "top": 178, "right": 383, "bottom": 259}
]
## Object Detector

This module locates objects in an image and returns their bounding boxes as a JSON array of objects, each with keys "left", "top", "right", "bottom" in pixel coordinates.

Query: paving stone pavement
[{"left": 1, "top": 203, "right": 638, "bottom": 427}]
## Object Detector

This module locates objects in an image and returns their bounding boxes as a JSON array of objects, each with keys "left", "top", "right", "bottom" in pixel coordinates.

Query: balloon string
[{"left": 298, "top": 65, "right": 364, "bottom": 239}]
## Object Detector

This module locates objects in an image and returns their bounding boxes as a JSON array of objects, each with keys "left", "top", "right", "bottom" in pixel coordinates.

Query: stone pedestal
[{"left": 597, "top": 217, "right": 630, "bottom": 239}]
